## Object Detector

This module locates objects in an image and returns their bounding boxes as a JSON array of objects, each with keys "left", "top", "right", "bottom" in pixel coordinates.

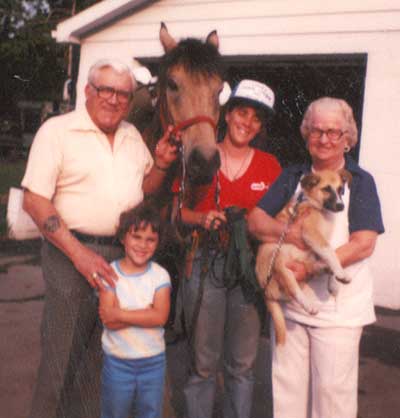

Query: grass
[{"left": 0, "top": 159, "right": 27, "bottom": 237}]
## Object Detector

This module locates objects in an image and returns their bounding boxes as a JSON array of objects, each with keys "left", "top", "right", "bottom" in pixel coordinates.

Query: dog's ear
[
  {"left": 339, "top": 169, "right": 352, "bottom": 187},
  {"left": 301, "top": 173, "right": 320, "bottom": 190}
]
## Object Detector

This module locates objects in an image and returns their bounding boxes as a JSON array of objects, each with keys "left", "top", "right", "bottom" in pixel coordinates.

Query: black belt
[{"left": 71, "top": 230, "right": 118, "bottom": 246}]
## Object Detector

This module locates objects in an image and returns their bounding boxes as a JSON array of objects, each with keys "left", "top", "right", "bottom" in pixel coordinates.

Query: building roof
[{"left": 52, "top": 0, "right": 154, "bottom": 43}]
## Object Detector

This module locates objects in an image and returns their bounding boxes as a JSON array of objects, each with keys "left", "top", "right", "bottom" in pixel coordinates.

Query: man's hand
[
  {"left": 22, "top": 190, "right": 118, "bottom": 289},
  {"left": 71, "top": 244, "right": 117, "bottom": 289},
  {"left": 154, "top": 125, "right": 181, "bottom": 169}
]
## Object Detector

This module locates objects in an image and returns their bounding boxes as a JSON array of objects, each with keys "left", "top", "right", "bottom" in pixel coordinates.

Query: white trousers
[{"left": 271, "top": 319, "right": 363, "bottom": 418}]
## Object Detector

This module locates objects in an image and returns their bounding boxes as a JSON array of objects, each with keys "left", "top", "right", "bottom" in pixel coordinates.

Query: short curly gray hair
[
  {"left": 87, "top": 59, "right": 137, "bottom": 91},
  {"left": 300, "top": 97, "right": 358, "bottom": 148}
]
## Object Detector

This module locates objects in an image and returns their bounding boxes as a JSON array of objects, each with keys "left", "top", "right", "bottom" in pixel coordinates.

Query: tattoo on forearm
[{"left": 43, "top": 215, "right": 61, "bottom": 233}]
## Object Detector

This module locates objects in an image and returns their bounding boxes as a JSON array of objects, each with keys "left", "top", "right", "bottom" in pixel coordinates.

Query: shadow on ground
[{"left": 360, "top": 312, "right": 400, "bottom": 368}]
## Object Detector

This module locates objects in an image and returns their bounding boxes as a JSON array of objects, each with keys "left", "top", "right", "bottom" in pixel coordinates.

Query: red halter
[
  {"left": 169, "top": 115, "right": 217, "bottom": 138},
  {"left": 159, "top": 106, "right": 217, "bottom": 142}
]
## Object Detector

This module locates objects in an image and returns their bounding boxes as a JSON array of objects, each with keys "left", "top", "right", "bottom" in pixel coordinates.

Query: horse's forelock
[{"left": 159, "top": 38, "right": 222, "bottom": 79}]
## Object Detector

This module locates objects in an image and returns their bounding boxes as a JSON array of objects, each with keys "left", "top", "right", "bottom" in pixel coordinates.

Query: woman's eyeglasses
[
  {"left": 90, "top": 83, "right": 132, "bottom": 104},
  {"left": 309, "top": 128, "right": 346, "bottom": 142}
]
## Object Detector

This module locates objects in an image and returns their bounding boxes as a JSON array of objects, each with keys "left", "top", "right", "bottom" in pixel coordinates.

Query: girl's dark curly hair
[{"left": 116, "top": 201, "right": 161, "bottom": 242}]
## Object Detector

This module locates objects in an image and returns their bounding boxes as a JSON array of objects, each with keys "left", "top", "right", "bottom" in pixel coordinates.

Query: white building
[{"left": 53, "top": 0, "right": 400, "bottom": 309}]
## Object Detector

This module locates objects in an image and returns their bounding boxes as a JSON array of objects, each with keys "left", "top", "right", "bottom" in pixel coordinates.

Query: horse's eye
[
  {"left": 322, "top": 186, "right": 331, "bottom": 193},
  {"left": 167, "top": 78, "right": 178, "bottom": 92}
]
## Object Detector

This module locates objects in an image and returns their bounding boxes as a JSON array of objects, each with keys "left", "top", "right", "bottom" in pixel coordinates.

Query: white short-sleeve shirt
[
  {"left": 21, "top": 107, "right": 153, "bottom": 235},
  {"left": 102, "top": 260, "right": 171, "bottom": 359}
]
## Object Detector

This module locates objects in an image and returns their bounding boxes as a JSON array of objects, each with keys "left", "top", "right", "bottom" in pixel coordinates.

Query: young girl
[{"left": 97, "top": 202, "right": 171, "bottom": 418}]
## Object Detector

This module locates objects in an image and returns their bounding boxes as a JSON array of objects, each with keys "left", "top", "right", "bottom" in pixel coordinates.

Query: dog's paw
[
  {"left": 335, "top": 273, "right": 351, "bottom": 284},
  {"left": 331, "top": 266, "right": 351, "bottom": 284},
  {"left": 306, "top": 301, "right": 320, "bottom": 316},
  {"left": 328, "top": 276, "right": 340, "bottom": 296},
  {"left": 299, "top": 297, "right": 320, "bottom": 315},
  {"left": 295, "top": 291, "right": 320, "bottom": 315}
]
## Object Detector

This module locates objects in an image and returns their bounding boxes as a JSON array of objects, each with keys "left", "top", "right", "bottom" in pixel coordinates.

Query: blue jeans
[
  {"left": 101, "top": 352, "right": 166, "bottom": 418},
  {"left": 182, "top": 252, "right": 261, "bottom": 418}
]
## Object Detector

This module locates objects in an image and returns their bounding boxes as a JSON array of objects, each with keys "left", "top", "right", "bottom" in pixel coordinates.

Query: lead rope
[
  {"left": 215, "top": 170, "right": 221, "bottom": 211},
  {"left": 263, "top": 192, "right": 304, "bottom": 289},
  {"left": 188, "top": 162, "right": 222, "bottom": 373},
  {"left": 176, "top": 142, "right": 186, "bottom": 226}
]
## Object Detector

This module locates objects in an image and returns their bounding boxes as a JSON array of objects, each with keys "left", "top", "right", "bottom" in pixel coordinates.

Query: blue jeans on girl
[{"left": 101, "top": 352, "right": 166, "bottom": 418}]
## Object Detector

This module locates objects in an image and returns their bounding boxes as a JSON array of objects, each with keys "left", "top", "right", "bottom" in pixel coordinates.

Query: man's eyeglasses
[
  {"left": 90, "top": 83, "right": 132, "bottom": 104},
  {"left": 309, "top": 128, "right": 346, "bottom": 142}
]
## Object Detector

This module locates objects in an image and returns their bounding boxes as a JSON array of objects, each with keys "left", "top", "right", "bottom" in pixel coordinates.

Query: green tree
[{"left": 0, "top": 0, "right": 99, "bottom": 124}]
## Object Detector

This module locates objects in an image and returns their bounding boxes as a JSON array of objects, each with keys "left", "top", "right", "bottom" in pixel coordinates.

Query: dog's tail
[{"left": 267, "top": 300, "right": 286, "bottom": 345}]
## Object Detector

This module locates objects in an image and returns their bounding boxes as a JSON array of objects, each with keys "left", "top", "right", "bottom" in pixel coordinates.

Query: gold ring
[{"left": 92, "top": 272, "right": 98, "bottom": 280}]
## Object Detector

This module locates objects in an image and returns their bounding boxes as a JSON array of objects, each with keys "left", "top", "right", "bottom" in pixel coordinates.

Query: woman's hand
[
  {"left": 200, "top": 210, "right": 226, "bottom": 230},
  {"left": 284, "top": 222, "right": 307, "bottom": 250},
  {"left": 283, "top": 208, "right": 310, "bottom": 250},
  {"left": 248, "top": 207, "right": 307, "bottom": 249},
  {"left": 286, "top": 260, "right": 308, "bottom": 282}
]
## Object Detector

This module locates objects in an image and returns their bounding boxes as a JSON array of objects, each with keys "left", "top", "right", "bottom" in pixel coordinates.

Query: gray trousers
[
  {"left": 182, "top": 252, "right": 261, "bottom": 418},
  {"left": 29, "top": 240, "right": 123, "bottom": 418}
]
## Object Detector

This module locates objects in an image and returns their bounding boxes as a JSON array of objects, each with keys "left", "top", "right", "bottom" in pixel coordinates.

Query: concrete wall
[{"left": 73, "top": 0, "right": 400, "bottom": 308}]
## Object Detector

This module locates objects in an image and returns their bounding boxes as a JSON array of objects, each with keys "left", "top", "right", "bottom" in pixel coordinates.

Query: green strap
[{"left": 223, "top": 206, "right": 261, "bottom": 301}]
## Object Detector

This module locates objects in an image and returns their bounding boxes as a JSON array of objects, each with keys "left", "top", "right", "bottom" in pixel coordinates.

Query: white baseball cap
[{"left": 229, "top": 79, "right": 275, "bottom": 114}]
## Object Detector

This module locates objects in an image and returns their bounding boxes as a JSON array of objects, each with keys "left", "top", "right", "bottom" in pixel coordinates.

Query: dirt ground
[{"left": 1, "top": 240, "right": 399, "bottom": 418}]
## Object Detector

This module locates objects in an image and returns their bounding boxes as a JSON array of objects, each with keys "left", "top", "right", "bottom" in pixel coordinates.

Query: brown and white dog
[{"left": 255, "top": 169, "right": 352, "bottom": 345}]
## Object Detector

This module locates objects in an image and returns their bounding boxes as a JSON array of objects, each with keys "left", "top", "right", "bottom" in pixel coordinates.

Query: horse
[
  {"left": 130, "top": 22, "right": 226, "bottom": 268},
  {"left": 134, "top": 23, "right": 224, "bottom": 202}
]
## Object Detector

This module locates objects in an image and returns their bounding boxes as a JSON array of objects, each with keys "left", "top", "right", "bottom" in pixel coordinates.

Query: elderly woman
[{"left": 248, "top": 97, "right": 384, "bottom": 418}]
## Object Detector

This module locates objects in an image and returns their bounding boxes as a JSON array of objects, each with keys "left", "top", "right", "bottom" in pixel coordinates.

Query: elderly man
[{"left": 22, "top": 59, "right": 177, "bottom": 418}]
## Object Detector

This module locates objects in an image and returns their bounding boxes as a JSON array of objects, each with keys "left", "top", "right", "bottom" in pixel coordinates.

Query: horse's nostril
[{"left": 187, "top": 148, "right": 220, "bottom": 185}]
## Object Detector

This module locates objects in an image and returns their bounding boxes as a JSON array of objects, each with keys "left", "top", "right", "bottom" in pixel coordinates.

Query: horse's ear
[
  {"left": 206, "top": 30, "right": 219, "bottom": 50},
  {"left": 160, "top": 22, "right": 177, "bottom": 52}
]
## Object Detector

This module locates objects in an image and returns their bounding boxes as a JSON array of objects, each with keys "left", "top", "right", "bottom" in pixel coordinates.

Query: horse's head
[{"left": 158, "top": 23, "right": 223, "bottom": 185}]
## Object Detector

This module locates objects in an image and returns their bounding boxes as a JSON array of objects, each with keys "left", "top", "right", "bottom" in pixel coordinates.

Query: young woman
[{"left": 178, "top": 79, "right": 281, "bottom": 418}]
